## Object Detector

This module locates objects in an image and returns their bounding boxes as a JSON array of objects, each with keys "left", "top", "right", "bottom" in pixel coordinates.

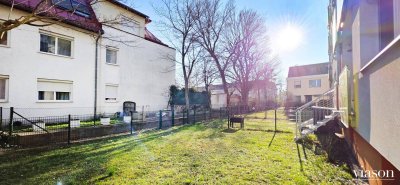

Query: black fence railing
[{"left": 0, "top": 105, "right": 270, "bottom": 147}]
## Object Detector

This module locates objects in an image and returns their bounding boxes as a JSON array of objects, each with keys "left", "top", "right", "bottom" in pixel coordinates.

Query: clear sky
[{"left": 133, "top": 0, "right": 329, "bottom": 85}]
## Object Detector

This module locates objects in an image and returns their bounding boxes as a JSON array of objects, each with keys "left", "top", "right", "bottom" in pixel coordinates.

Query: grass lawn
[{"left": 0, "top": 110, "right": 354, "bottom": 184}]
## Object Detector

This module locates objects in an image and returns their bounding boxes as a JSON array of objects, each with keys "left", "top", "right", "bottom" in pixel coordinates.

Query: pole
[
  {"left": 193, "top": 107, "right": 196, "bottom": 124},
  {"left": 159, "top": 110, "right": 162, "bottom": 129},
  {"left": 171, "top": 105, "right": 175, "bottom": 127},
  {"left": 0, "top": 107, "right": 2, "bottom": 131},
  {"left": 186, "top": 109, "right": 189, "bottom": 124},
  {"left": 275, "top": 109, "right": 277, "bottom": 131},
  {"left": 130, "top": 111, "right": 133, "bottom": 134},
  {"left": 68, "top": 114, "right": 71, "bottom": 144},
  {"left": 9, "top": 107, "right": 13, "bottom": 136}
]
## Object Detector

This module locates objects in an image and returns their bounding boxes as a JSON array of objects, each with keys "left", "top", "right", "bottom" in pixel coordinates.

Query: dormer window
[{"left": 52, "top": 0, "right": 91, "bottom": 18}]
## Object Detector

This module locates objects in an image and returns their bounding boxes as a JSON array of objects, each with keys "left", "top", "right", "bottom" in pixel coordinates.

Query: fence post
[
  {"left": 182, "top": 110, "right": 185, "bottom": 125},
  {"left": 9, "top": 107, "right": 13, "bottom": 136},
  {"left": 159, "top": 110, "right": 162, "bottom": 129},
  {"left": 193, "top": 107, "right": 196, "bottom": 124},
  {"left": 274, "top": 109, "right": 277, "bottom": 131},
  {"left": 171, "top": 105, "right": 175, "bottom": 127},
  {"left": 68, "top": 114, "right": 71, "bottom": 144},
  {"left": 219, "top": 108, "right": 222, "bottom": 119},
  {"left": 130, "top": 111, "right": 133, "bottom": 134},
  {"left": 0, "top": 107, "right": 2, "bottom": 131},
  {"left": 186, "top": 109, "right": 189, "bottom": 124}
]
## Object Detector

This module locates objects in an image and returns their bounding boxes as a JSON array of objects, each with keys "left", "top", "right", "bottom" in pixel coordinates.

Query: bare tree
[
  {"left": 192, "top": 0, "right": 235, "bottom": 106},
  {"left": 226, "top": 9, "right": 279, "bottom": 106},
  {"left": 154, "top": 0, "right": 199, "bottom": 109}
]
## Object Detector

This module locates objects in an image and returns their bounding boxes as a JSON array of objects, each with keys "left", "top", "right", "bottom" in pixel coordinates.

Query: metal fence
[
  {"left": 0, "top": 105, "right": 252, "bottom": 147},
  {"left": 0, "top": 104, "right": 276, "bottom": 147}
]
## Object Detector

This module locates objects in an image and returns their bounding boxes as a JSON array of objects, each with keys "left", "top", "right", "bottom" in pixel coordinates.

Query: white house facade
[{"left": 0, "top": 0, "right": 175, "bottom": 117}]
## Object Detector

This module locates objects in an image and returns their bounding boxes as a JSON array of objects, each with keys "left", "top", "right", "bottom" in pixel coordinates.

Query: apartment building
[
  {"left": 328, "top": 0, "right": 400, "bottom": 183},
  {"left": 0, "top": 0, "right": 175, "bottom": 116},
  {"left": 286, "top": 62, "right": 330, "bottom": 106}
]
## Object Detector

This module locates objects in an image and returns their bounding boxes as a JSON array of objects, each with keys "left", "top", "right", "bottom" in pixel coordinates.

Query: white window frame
[
  {"left": 106, "top": 47, "right": 119, "bottom": 65},
  {"left": 105, "top": 84, "right": 118, "bottom": 102},
  {"left": 37, "top": 79, "right": 73, "bottom": 103},
  {"left": 0, "top": 75, "right": 9, "bottom": 102},
  {"left": 309, "top": 79, "right": 321, "bottom": 88},
  {"left": 294, "top": 80, "right": 301, "bottom": 88},
  {"left": 39, "top": 31, "right": 74, "bottom": 58}
]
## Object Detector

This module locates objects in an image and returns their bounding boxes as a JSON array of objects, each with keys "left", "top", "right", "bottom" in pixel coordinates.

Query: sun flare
[{"left": 275, "top": 23, "right": 303, "bottom": 52}]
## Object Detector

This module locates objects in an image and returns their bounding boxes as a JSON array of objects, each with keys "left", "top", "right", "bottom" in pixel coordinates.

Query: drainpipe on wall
[{"left": 94, "top": 32, "right": 102, "bottom": 123}]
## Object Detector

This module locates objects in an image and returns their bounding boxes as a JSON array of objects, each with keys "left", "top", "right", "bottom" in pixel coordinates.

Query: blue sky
[{"left": 133, "top": 0, "right": 329, "bottom": 85}]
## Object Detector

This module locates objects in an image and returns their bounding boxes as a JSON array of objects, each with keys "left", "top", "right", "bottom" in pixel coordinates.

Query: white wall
[
  {"left": 0, "top": 3, "right": 176, "bottom": 116},
  {"left": 0, "top": 5, "right": 97, "bottom": 116},
  {"left": 93, "top": 1, "right": 176, "bottom": 112}
]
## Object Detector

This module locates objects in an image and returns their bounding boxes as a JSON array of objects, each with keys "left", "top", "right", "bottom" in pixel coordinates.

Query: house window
[
  {"left": 37, "top": 79, "right": 72, "bottom": 101},
  {"left": 294, "top": 80, "right": 301, "bottom": 88},
  {"left": 378, "top": 0, "right": 394, "bottom": 50},
  {"left": 105, "top": 85, "right": 118, "bottom": 101},
  {"left": 0, "top": 31, "right": 8, "bottom": 46},
  {"left": 0, "top": 75, "right": 9, "bottom": 102},
  {"left": 106, "top": 48, "right": 118, "bottom": 64},
  {"left": 309, "top": 79, "right": 321, "bottom": 88},
  {"left": 40, "top": 33, "right": 72, "bottom": 57},
  {"left": 52, "top": 0, "right": 91, "bottom": 18}
]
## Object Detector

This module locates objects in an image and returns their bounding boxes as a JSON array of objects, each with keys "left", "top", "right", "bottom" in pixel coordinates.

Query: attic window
[{"left": 52, "top": 0, "right": 91, "bottom": 18}]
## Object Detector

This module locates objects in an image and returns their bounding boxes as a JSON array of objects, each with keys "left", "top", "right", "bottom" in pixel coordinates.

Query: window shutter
[
  {"left": 105, "top": 85, "right": 118, "bottom": 99},
  {"left": 37, "top": 80, "right": 72, "bottom": 92}
]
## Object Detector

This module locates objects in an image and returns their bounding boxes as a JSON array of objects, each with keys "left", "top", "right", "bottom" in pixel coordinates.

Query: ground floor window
[
  {"left": 0, "top": 75, "right": 9, "bottom": 101},
  {"left": 105, "top": 84, "right": 118, "bottom": 101},
  {"left": 37, "top": 79, "right": 72, "bottom": 102}
]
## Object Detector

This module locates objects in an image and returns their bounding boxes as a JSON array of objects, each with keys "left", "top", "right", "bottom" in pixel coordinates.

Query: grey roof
[{"left": 288, "top": 62, "right": 329, "bottom": 77}]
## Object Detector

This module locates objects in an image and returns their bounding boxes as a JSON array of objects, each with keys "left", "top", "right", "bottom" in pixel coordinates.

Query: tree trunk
[
  {"left": 184, "top": 79, "right": 190, "bottom": 110},
  {"left": 241, "top": 89, "right": 249, "bottom": 107}
]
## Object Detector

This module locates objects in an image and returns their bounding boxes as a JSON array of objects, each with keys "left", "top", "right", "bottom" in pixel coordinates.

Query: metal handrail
[{"left": 296, "top": 88, "right": 335, "bottom": 111}]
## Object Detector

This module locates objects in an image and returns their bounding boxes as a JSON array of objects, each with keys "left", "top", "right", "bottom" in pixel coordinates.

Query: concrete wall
[
  {"left": 361, "top": 41, "right": 400, "bottom": 171},
  {"left": 287, "top": 74, "right": 330, "bottom": 102}
]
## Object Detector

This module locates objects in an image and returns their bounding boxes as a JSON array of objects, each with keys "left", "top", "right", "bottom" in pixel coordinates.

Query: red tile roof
[
  {"left": 144, "top": 27, "right": 168, "bottom": 47},
  {"left": 0, "top": 0, "right": 102, "bottom": 33},
  {"left": 288, "top": 62, "right": 329, "bottom": 77}
]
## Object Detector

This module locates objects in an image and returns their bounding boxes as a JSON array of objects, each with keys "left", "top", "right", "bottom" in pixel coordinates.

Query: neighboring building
[
  {"left": 328, "top": 0, "right": 400, "bottom": 183},
  {"left": 0, "top": 0, "right": 175, "bottom": 117},
  {"left": 198, "top": 80, "right": 277, "bottom": 109},
  {"left": 286, "top": 63, "right": 330, "bottom": 105}
]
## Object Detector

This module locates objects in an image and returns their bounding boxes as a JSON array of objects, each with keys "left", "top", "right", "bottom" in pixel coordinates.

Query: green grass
[{"left": 0, "top": 111, "right": 354, "bottom": 184}]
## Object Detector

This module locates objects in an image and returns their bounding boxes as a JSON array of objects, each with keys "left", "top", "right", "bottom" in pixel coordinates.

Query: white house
[{"left": 0, "top": 0, "right": 175, "bottom": 117}]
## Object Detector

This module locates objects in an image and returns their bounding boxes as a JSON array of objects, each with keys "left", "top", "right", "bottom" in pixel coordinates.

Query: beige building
[{"left": 286, "top": 63, "right": 330, "bottom": 105}]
